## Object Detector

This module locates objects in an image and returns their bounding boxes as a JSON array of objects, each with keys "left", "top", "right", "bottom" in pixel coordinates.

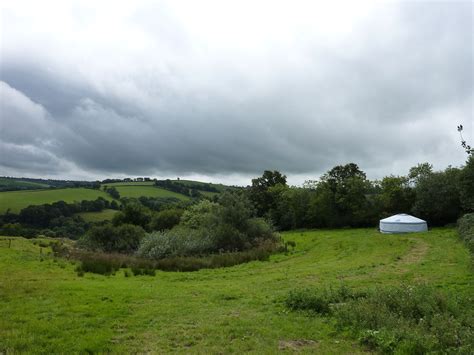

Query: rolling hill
[{"left": 0, "top": 188, "right": 114, "bottom": 213}]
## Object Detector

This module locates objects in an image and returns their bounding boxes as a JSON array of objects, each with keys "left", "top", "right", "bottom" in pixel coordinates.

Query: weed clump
[{"left": 285, "top": 284, "right": 473, "bottom": 354}]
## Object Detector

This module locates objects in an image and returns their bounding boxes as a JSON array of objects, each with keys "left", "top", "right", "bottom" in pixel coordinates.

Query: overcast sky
[{"left": 0, "top": 1, "right": 472, "bottom": 186}]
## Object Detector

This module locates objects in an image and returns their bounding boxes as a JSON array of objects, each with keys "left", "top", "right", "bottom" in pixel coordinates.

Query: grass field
[
  {"left": 102, "top": 182, "right": 155, "bottom": 187},
  {"left": 0, "top": 188, "right": 114, "bottom": 213},
  {"left": 0, "top": 228, "right": 471, "bottom": 353},
  {"left": 114, "top": 185, "right": 189, "bottom": 200},
  {"left": 0, "top": 177, "right": 49, "bottom": 190},
  {"left": 104, "top": 180, "right": 228, "bottom": 198},
  {"left": 77, "top": 209, "right": 118, "bottom": 222},
  {"left": 170, "top": 180, "right": 233, "bottom": 192}
]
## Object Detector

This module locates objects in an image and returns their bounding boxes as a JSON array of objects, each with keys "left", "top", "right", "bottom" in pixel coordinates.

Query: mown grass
[
  {"left": 77, "top": 209, "right": 119, "bottom": 222},
  {"left": 0, "top": 228, "right": 472, "bottom": 353},
  {"left": 0, "top": 188, "right": 114, "bottom": 213},
  {"left": 113, "top": 185, "right": 189, "bottom": 200}
]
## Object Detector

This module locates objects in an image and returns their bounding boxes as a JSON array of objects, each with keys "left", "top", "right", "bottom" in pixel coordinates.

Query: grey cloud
[{"left": 0, "top": 1, "right": 472, "bottom": 183}]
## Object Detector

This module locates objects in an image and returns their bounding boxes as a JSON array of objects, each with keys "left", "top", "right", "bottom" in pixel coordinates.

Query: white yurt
[{"left": 379, "top": 213, "right": 428, "bottom": 234}]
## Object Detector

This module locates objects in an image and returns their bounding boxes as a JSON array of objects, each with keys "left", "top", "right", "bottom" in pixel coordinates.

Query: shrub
[
  {"left": 136, "top": 227, "right": 215, "bottom": 259},
  {"left": 153, "top": 247, "right": 272, "bottom": 272},
  {"left": 458, "top": 213, "right": 474, "bottom": 254},
  {"left": 285, "top": 284, "right": 474, "bottom": 354},
  {"left": 131, "top": 267, "right": 156, "bottom": 276},
  {"left": 180, "top": 200, "right": 221, "bottom": 229},
  {"left": 285, "top": 284, "right": 359, "bottom": 314},
  {"left": 73, "top": 251, "right": 132, "bottom": 275},
  {"left": 78, "top": 224, "right": 145, "bottom": 253},
  {"left": 0, "top": 223, "right": 37, "bottom": 238},
  {"left": 112, "top": 203, "right": 151, "bottom": 229},
  {"left": 149, "top": 208, "right": 183, "bottom": 231}
]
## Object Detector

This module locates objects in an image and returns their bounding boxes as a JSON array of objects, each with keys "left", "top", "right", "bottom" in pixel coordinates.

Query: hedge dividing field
[{"left": 0, "top": 228, "right": 472, "bottom": 353}]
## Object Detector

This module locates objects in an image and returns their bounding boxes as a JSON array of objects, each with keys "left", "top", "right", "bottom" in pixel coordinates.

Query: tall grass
[
  {"left": 67, "top": 245, "right": 273, "bottom": 275},
  {"left": 285, "top": 284, "right": 473, "bottom": 354}
]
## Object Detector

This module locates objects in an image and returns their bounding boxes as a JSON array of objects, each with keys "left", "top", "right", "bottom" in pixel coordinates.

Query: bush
[
  {"left": 153, "top": 247, "right": 272, "bottom": 272},
  {"left": 285, "top": 284, "right": 474, "bottom": 354},
  {"left": 136, "top": 227, "right": 215, "bottom": 259},
  {"left": 0, "top": 223, "right": 37, "bottom": 238},
  {"left": 131, "top": 267, "right": 155, "bottom": 276},
  {"left": 112, "top": 203, "right": 151, "bottom": 229},
  {"left": 70, "top": 245, "right": 273, "bottom": 274},
  {"left": 149, "top": 208, "right": 183, "bottom": 231},
  {"left": 458, "top": 213, "right": 474, "bottom": 254},
  {"left": 78, "top": 224, "right": 145, "bottom": 253}
]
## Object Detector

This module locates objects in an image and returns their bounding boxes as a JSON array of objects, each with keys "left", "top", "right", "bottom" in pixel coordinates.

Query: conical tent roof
[
  {"left": 379, "top": 213, "right": 427, "bottom": 233},
  {"left": 380, "top": 213, "right": 426, "bottom": 224}
]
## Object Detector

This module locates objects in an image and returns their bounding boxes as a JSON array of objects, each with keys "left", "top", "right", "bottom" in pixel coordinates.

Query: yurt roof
[{"left": 380, "top": 213, "right": 426, "bottom": 224}]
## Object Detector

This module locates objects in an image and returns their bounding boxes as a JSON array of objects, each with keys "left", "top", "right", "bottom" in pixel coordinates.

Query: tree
[
  {"left": 79, "top": 224, "right": 145, "bottom": 253},
  {"left": 408, "top": 163, "right": 433, "bottom": 185},
  {"left": 459, "top": 156, "right": 474, "bottom": 212},
  {"left": 316, "top": 163, "right": 371, "bottom": 227},
  {"left": 112, "top": 203, "right": 151, "bottom": 229},
  {"left": 105, "top": 186, "right": 120, "bottom": 199},
  {"left": 378, "top": 175, "right": 415, "bottom": 215},
  {"left": 322, "top": 163, "right": 366, "bottom": 189},
  {"left": 150, "top": 209, "right": 183, "bottom": 231},
  {"left": 249, "top": 170, "right": 287, "bottom": 216},
  {"left": 458, "top": 124, "right": 473, "bottom": 155},
  {"left": 412, "top": 167, "right": 462, "bottom": 226}
]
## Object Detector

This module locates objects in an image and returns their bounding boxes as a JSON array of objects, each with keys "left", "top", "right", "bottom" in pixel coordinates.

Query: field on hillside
[
  {"left": 113, "top": 185, "right": 189, "bottom": 200},
  {"left": 77, "top": 209, "right": 118, "bottom": 222},
  {"left": 0, "top": 228, "right": 472, "bottom": 353},
  {"left": 0, "top": 177, "right": 49, "bottom": 190},
  {"left": 102, "top": 182, "right": 155, "bottom": 187},
  {"left": 170, "top": 180, "right": 233, "bottom": 191},
  {"left": 0, "top": 188, "right": 114, "bottom": 213}
]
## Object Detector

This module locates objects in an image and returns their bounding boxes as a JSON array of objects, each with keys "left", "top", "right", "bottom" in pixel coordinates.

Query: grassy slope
[
  {"left": 0, "top": 188, "right": 114, "bottom": 213},
  {"left": 105, "top": 180, "right": 232, "bottom": 198},
  {"left": 114, "top": 185, "right": 189, "bottom": 200},
  {"left": 77, "top": 209, "right": 118, "bottom": 222},
  {"left": 170, "top": 180, "right": 233, "bottom": 192},
  {"left": 0, "top": 228, "right": 471, "bottom": 353},
  {"left": 102, "top": 182, "right": 155, "bottom": 187},
  {"left": 0, "top": 177, "right": 49, "bottom": 189}
]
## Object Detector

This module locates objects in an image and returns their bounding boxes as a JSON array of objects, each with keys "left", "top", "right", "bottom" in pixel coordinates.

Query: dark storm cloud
[{"left": 0, "top": 1, "right": 472, "bottom": 183}]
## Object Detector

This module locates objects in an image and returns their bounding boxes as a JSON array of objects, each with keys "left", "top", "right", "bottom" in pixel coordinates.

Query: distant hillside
[
  {"left": 0, "top": 177, "right": 241, "bottom": 214},
  {"left": 0, "top": 177, "right": 98, "bottom": 192},
  {"left": 155, "top": 179, "right": 240, "bottom": 198},
  {"left": 0, "top": 188, "right": 113, "bottom": 213},
  {"left": 101, "top": 179, "right": 240, "bottom": 199}
]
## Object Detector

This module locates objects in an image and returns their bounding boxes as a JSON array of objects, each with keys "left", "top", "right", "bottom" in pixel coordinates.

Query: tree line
[{"left": 245, "top": 158, "right": 473, "bottom": 230}]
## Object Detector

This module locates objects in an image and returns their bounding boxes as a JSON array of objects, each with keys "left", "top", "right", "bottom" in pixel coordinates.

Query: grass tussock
[
  {"left": 285, "top": 284, "right": 474, "bottom": 354},
  {"left": 68, "top": 245, "right": 273, "bottom": 275}
]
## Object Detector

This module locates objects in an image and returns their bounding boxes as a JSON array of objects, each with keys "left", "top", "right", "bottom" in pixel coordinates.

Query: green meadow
[
  {"left": 114, "top": 185, "right": 189, "bottom": 200},
  {"left": 0, "top": 188, "right": 114, "bottom": 213},
  {"left": 0, "top": 177, "right": 49, "bottom": 190},
  {"left": 0, "top": 228, "right": 471, "bottom": 353},
  {"left": 102, "top": 181, "right": 155, "bottom": 187}
]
